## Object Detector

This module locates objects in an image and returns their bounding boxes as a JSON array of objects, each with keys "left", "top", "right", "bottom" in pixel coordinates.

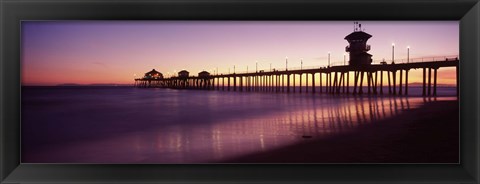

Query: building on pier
[
  {"left": 198, "top": 71, "right": 211, "bottom": 78},
  {"left": 144, "top": 69, "right": 164, "bottom": 79},
  {"left": 178, "top": 70, "right": 190, "bottom": 78},
  {"left": 345, "top": 22, "right": 373, "bottom": 66}
]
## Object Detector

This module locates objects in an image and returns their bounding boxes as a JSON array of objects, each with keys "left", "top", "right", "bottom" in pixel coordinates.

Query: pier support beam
[
  {"left": 228, "top": 77, "right": 230, "bottom": 91},
  {"left": 428, "top": 68, "right": 432, "bottom": 96},
  {"left": 433, "top": 68, "right": 438, "bottom": 96},
  {"left": 256, "top": 76, "right": 259, "bottom": 92},
  {"left": 234, "top": 76, "right": 237, "bottom": 91},
  {"left": 347, "top": 72, "right": 350, "bottom": 94},
  {"left": 325, "top": 73, "right": 328, "bottom": 93},
  {"left": 367, "top": 72, "right": 373, "bottom": 94},
  {"left": 359, "top": 72, "right": 364, "bottom": 94},
  {"left": 329, "top": 73, "right": 332, "bottom": 93},
  {"left": 380, "top": 70, "right": 383, "bottom": 95},
  {"left": 333, "top": 72, "right": 338, "bottom": 94},
  {"left": 293, "top": 74, "right": 296, "bottom": 93},
  {"left": 338, "top": 72, "right": 344, "bottom": 94},
  {"left": 405, "top": 70, "right": 409, "bottom": 95},
  {"left": 312, "top": 73, "right": 315, "bottom": 94},
  {"left": 399, "top": 70, "right": 403, "bottom": 95},
  {"left": 300, "top": 74, "right": 303, "bottom": 93},
  {"left": 306, "top": 73, "right": 309, "bottom": 93},
  {"left": 422, "top": 68, "right": 426, "bottom": 96},
  {"left": 287, "top": 74, "right": 291, "bottom": 93},
  {"left": 276, "top": 75, "right": 279, "bottom": 92},
  {"left": 388, "top": 71, "right": 392, "bottom": 94},
  {"left": 263, "top": 76, "right": 266, "bottom": 92},
  {"left": 240, "top": 77, "right": 243, "bottom": 92},
  {"left": 353, "top": 71, "right": 358, "bottom": 94},
  {"left": 392, "top": 71, "right": 396, "bottom": 95},
  {"left": 320, "top": 73, "right": 323, "bottom": 93}
]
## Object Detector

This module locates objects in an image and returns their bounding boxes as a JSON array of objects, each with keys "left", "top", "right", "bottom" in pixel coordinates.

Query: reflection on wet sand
[
  {"left": 121, "top": 97, "right": 432, "bottom": 163},
  {"left": 29, "top": 94, "right": 454, "bottom": 163}
]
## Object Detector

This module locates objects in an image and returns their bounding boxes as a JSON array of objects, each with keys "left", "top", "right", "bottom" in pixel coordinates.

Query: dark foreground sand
[{"left": 224, "top": 100, "right": 459, "bottom": 163}]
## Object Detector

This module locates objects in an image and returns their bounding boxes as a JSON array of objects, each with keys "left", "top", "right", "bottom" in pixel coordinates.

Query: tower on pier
[{"left": 345, "top": 22, "right": 373, "bottom": 66}]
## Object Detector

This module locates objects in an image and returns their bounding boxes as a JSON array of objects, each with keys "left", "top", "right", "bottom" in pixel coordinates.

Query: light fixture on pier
[
  {"left": 301, "top": 58, "right": 303, "bottom": 70},
  {"left": 285, "top": 56, "right": 288, "bottom": 71},
  {"left": 328, "top": 52, "right": 331, "bottom": 67},
  {"left": 256, "top": 60, "right": 258, "bottom": 73},
  {"left": 392, "top": 43, "right": 395, "bottom": 64},
  {"left": 407, "top": 46, "right": 410, "bottom": 63}
]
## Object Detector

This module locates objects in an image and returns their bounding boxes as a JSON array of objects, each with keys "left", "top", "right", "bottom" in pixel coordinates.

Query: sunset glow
[{"left": 21, "top": 21, "right": 458, "bottom": 86}]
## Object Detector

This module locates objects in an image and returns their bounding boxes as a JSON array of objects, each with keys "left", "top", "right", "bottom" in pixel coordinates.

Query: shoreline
[{"left": 222, "top": 99, "right": 459, "bottom": 163}]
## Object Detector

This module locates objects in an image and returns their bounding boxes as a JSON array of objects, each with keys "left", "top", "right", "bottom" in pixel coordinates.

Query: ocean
[{"left": 21, "top": 86, "right": 458, "bottom": 163}]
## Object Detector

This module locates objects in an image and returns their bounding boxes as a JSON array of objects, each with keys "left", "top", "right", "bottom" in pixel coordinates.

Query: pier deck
[{"left": 135, "top": 59, "right": 459, "bottom": 96}]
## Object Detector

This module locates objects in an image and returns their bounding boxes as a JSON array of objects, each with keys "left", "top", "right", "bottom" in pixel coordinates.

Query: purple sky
[{"left": 21, "top": 21, "right": 458, "bottom": 85}]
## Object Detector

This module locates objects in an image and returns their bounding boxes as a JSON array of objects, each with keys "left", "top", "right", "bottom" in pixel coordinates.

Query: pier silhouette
[
  {"left": 134, "top": 58, "right": 458, "bottom": 97},
  {"left": 135, "top": 23, "right": 459, "bottom": 97}
]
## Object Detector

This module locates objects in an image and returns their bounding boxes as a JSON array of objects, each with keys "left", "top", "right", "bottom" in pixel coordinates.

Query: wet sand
[{"left": 224, "top": 99, "right": 459, "bottom": 163}]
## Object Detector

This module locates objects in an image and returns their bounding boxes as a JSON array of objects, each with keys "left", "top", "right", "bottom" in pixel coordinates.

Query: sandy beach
[{"left": 224, "top": 99, "right": 459, "bottom": 163}]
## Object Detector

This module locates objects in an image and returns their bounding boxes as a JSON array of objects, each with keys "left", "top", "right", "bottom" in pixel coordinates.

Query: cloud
[{"left": 92, "top": 62, "right": 108, "bottom": 68}]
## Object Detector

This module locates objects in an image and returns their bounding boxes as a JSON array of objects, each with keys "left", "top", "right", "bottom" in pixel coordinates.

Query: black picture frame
[{"left": 1, "top": 0, "right": 479, "bottom": 183}]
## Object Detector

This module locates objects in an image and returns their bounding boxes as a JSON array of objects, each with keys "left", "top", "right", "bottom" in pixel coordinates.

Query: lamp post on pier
[
  {"left": 285, "top": 56, "right": 288, "bottom": 71},
  {"left": 256, "top": 61, "right": 258, "bottom": 73},
  {"left": 392, "top": 43, "right": 395, "bottom": 64},
  {"left": 328, "top": 52, "right": 331, "bottom": 67},
  {"left": 301, "top": 58, "right": 303, "bottom": 70},
  {"left": 407, "top": 46, "right": 410, "bottom": 63}
]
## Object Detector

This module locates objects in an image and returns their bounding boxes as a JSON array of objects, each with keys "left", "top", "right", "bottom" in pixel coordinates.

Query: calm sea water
[{"left": 21, "top": 86, "right": 457, "bottom": 163}]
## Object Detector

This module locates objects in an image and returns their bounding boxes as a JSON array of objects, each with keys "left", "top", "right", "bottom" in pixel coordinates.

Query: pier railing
[
  {"left": 371, "top": 55, "right": 459, "bottom": 65},
  {"left": 219, "top": 55, "right": 460, "bottom": 73}
]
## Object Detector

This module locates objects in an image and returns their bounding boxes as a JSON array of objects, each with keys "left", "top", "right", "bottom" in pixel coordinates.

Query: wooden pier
[{"left": 134, "top": 59, "right": 459, "bottom": 97}]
